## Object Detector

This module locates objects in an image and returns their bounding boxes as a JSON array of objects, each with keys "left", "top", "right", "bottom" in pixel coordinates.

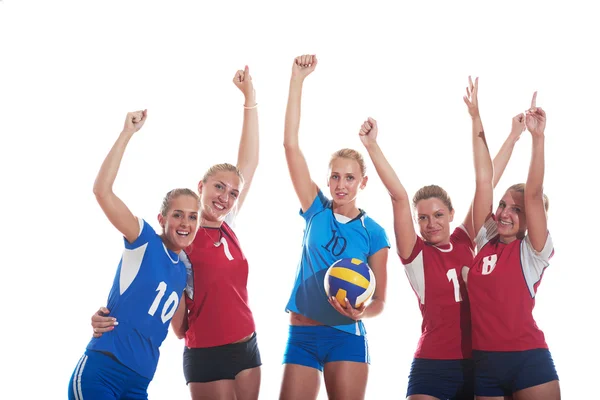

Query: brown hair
[
  {"left": 507, "top": 183, "right": 550, "bottom": 212},
  {"left": 412, "top": 185, "right": 454, "bottom": 212},
  {"left": 329, "top": 149, "right": 367, "bottom": 177},
  {"left": 159, "top": 188, "right": 200, "bottom": 216},
  {"left": 202, "top": 163, "right": 245, "bottom": 184}
]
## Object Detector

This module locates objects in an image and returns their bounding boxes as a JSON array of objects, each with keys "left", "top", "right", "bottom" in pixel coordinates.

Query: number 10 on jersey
[{"left": 148, "top": 281, "right": 179, "bottom": 323}]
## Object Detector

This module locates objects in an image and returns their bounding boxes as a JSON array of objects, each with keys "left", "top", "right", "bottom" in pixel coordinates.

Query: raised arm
[
  {"left": 283, "top": 54, "right": 319, "bottom": 212},
  {"left": 462, "top": 77, "right": 493, "bottom": 239},
  {"left": 359, "top": 118, "right": 416, "bottom": 259},
  {"left": 524, "top": 92, "right": 548, "bottom": 251},
  {"left": 233, "top": 66, "right": 259, "bottom": 212},
  {"left": 93, "top": 110, "right": 147, "bottom": 243},
  {"left": 492, "top": 113, "right": 525, "bottom": 187}
]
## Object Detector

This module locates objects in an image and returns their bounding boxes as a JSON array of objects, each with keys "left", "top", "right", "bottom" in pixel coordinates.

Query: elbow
[
  {"left": 172, "top": 327, "right": 186, "bottom": 340},
  {"left": 93, "top": 184, "right": 111, "bottom": 200},
  {"left": 174, "top": 331, "right": 186, "bottom": 340}
]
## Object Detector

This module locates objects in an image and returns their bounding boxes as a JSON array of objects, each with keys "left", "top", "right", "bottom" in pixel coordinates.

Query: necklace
[{"left": 200, "top": 217, "right": 223, "bottom": 247}]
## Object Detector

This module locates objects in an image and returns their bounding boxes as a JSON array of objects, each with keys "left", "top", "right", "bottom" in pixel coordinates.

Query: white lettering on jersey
[
  {"left": 446, "top": 268, "right": 463, "bottom": 302},
  {"left": 148, "top": 281, "right": 180, "bottom": 323},
  {"left": 219, "top": 237, "right": 234, "bottom": 261},
  {"left": 481, "top": 254, "right": 498, "bottom": 275}
]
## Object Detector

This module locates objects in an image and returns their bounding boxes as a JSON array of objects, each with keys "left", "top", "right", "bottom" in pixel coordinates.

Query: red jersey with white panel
[
  {"left": 401, "top": 226, "right": 475, "bottom": 360},
  {"left": 183, "top": 213, "right": 255, "bottom": 348},
  {"left": 467, "top": 216, "right": 554, "bottom": 352}
]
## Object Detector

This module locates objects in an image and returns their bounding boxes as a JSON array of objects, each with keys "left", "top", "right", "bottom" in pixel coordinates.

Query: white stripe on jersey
[
  {"left": 119, "top": 243, "right": 148, "bottom": 295},
  {"left": 476, "top": 217, "right": 498, "bottom": 252},
  {"left": 72, "top": 354, "right": 87, "bottom": 400},
  {"left": 520, "top": 233, "right": 554, "bottom": 298},
  {"left": 181, "top": 251, "right": 194, "bottom": 300},
  {"left": 404, "top": 251, "right": 426, "bottom": 304}
]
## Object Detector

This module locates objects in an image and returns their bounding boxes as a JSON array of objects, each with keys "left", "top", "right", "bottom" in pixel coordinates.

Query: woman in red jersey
[
  {"left": 467, "top": 93, "right": 560, "bottom": 400},
  {"left": 361, "top": 77, "right": 525, "bottom": 400},
  {"left": 91, "top": 66, "right": 261, "bottom": 400}
]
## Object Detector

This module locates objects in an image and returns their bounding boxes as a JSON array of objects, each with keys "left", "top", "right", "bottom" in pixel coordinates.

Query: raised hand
[
  {"left": 359, "top": 117, "right": 378, "bottom": 147},
  {"left": 122, "top": 109, "right": 147, "bottom": 135},
  {"left": 233, "top": 65, "right": 256, "bottom": 105},
  {"left": 510, "top": 113, "right": 526, "bottom": 140},
  {"left": 463, "top": 76, "right": 480, "bottom": 119},
  {"left": 525, "top": 91, "right": 546, "bottom": 136},
  {"left": 291, "top": 54, "right": 317, "bottom": 81}
]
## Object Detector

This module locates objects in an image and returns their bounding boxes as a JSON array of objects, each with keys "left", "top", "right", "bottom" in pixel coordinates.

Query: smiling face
[
  {"left": 495, "top": 189, "right": 527, "bottom": 243},
  {"left": 157, "top": 190, "right": 200, "bottom": 253},
  {"left": 198, "top": 170, "right": 243, "bottom": 225}
]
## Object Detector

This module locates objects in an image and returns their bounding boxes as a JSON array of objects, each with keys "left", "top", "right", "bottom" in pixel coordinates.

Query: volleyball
[{"left": 324, "top": 258, "right": 376, "bottom": 309}]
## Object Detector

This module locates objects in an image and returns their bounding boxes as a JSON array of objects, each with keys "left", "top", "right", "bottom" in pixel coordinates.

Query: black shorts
[{"left": 183, "top": 332, "right": 262, "bottom": 383}]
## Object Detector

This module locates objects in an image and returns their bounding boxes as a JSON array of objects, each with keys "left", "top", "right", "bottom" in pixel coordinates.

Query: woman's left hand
[{"left": 328, "top": 296, "right": 366, "bottom": 321}]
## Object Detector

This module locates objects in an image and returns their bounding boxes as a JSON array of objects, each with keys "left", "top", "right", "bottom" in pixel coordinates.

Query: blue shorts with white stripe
[
  {"left": 283, "top": 325, "right": 370, "bottom": 371},
  {"left": 68, "top": 350, "right": 150, "bottom": 400}
]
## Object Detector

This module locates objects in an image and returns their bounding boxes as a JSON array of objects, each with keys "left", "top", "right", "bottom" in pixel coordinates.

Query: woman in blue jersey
[
  {"left": 279, "top": 54, "right": 390, "bottom": 400},
  {"left": 68, "top": 110, "right": 200, "bottom": 400},
  {"left": 90, "top": 66, "right": 262, "bottom": 400}
]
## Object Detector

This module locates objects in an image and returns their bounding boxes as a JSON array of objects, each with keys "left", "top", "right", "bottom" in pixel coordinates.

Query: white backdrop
[{"left": 1, "top": 1, "right": 597, "bottom": 398}]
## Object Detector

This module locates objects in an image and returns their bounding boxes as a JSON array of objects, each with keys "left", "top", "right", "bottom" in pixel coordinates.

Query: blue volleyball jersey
[
  {"left": 87, "top": 218, "right": 187, "bottom": 379},
  {"left": 285, "top": 190, "right": 390, "bottom": 336}
]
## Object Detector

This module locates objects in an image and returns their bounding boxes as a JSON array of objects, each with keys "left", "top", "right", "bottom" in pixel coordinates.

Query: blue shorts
[
  {"left": 68, "top": 350, "right": 151, "bottom": 400},
  {"left": 406, "top": 358, "right": 474, "bottom": 400},
  {"left": 473, "top": 348, "right": 559, "bottom": 397},
  {"left": 283, "top": 325, "right": 369, "bottom": 371}
]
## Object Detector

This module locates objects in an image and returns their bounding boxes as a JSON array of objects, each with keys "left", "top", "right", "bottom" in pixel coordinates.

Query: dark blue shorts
[
  {"left": 283, "top": 325, "right": 369, "bottom": 371},
  {"left": 406, "top": 358, "right": 474, "bottom": 400},
  {"left": 68, "top": 350, "right": 150, "bottom": 400},
  {"left": 473, "top": 348, "right": 559, "bottom": 397}
]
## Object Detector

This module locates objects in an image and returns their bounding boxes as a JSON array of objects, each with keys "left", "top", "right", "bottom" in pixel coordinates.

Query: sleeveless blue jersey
[
  {"left": 285, "top": 190, "right": 390, "bottom": 336},
  {"left": 87, "top": 218, "right": 187, "bottom": 379}
]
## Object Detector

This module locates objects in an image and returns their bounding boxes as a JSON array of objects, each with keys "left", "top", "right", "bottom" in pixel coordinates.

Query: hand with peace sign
[
  {"left": 463, "top": 76, "right": 480, "bottom": 119},
  {"left": 525, "top": 91, "right": 546, "bottom": 137}
]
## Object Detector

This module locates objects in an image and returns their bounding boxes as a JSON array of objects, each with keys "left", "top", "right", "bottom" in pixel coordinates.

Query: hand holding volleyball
[
  {"left": 324, "top": 258, "right": 376, "bottom": 320},
  {"left": 359, "top": 117, "right": 378, "bottom": 147},
  {"left": 122, "top": 109, "right": 147, "bottom": 135},
  {"left": 292, "top": 54, "right": 317, "bottom": 81}
]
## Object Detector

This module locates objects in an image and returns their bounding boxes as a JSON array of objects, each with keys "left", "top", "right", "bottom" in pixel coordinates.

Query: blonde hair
[
  {"left": 329, "top": 148, "right": 367, "bottom": 177},
  {"left": 159, "top": 188, "right": 199, "bottom": 216},
  {"left": 507, "top": 183, "right": 550, "bottom": 212},
  {"left": 202, "top": 163, "right": 245, "bottom": 184},
  {"left": 412, "top": 185, "right": 454, "bottom": 212}
]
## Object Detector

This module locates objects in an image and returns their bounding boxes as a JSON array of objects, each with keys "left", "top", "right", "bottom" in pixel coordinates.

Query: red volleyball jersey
[
  {"left": 401, "top": 226, "right": 475, "bottom": 360},
  {"left": 183, "top": 218, "right": 255, "bottom": 348},
  {"left": 467, "top": 217, "right": 554, "bottom": 351}
]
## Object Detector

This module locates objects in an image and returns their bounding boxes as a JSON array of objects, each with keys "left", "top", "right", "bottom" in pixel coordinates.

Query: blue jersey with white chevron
[
  {"left": 87, "top": 218, "right": 187, "bottom": 379},
  {"left": 285, "top": 190, "right": 390, "bottom": 336}
]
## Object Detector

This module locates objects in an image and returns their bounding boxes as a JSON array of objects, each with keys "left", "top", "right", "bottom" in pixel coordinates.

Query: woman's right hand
[
  {"left": 91, "top": 307, "right": 118, "bottom": 338},
  {"left": 291, "top": 54, "right": 317, "bottom": 81},
  {"left": 122, "top": 110, "right": 147, "bottom": 136}
]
